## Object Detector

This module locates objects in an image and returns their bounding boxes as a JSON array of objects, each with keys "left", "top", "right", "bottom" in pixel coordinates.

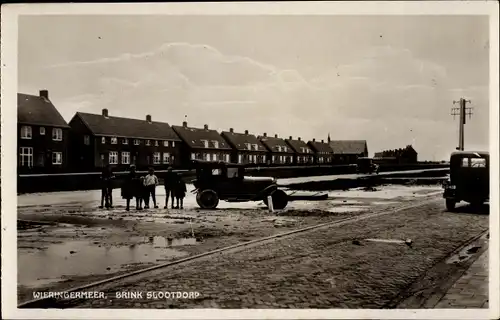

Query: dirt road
[{"left": 18, "top": 184, "right": 466, "bottom": 307}]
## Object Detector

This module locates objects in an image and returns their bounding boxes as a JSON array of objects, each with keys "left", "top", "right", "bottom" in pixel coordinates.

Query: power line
[{"left": 451, "top": 98, "right": 473, "bottom": 151}]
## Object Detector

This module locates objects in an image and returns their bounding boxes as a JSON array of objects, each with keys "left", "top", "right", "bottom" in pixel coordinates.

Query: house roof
[
  {"left": 329, "top": 140, "right": 367, "bottom": 155},
  {"left": 172, "top": 125, "right": 231, "bottom": 150},
  {"left": 257, "top": 135, "right": 295, "bottom": 154},
  {"left": 285, "top": 138, "right": 313, "bottom": 154},
  {"left": 307, "top": 140, "right": 333, "bottom": 153},
  {"left": 74, "top": 112, "right": 180, "bottom": 140},
  {"left": 220, "top": 131, "right": 267, "bottom": 152},
  {"left": 18, "top": 93, "right": 69, "bottom": 128}
]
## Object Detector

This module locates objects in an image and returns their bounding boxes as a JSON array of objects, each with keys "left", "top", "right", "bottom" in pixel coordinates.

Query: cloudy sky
[{"left": 18, "top": 15, "right": 489, "bottom": 160}]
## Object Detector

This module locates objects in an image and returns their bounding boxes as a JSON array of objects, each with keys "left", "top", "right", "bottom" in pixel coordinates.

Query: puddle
[
  {"left": 139, "top": 235, "right": 198, "bottom": 247},
  {"left": 18, "top": 236, "right": 198, "bottom": 289},
  {"left": 446, "top": 243, "right": 483, "bottom": 264}
]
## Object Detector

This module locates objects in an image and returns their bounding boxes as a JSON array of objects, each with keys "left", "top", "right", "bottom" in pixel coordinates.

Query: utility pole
[{"left": 451, "top": 98, "right": 473, "bottom": 151}]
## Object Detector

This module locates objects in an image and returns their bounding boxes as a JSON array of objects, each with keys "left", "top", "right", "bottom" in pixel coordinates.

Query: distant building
[
  {"left": 375, "top": 145, "right": 418, "bottom": 164},
  {"left": 68, "top": 109, "right": 182, "bottom": 171},
  {"left": 18, "top": 90, "right": 70, "bottom": 173},
  {"left": 258, "top": 133, "right": 295, "bottom": 165},
  {"left": 220, "top": 128, "right": 268, "bottom": 164},
  {"left": 285, "top": 136, "right": 314, "bottom": 165},
  {"left": 307, "top": 139, "right": 334, "bottom": 164},
  {"left": 172, "top": 121, "right": 232, "bottom": 164},
  {"left": 329, "top": 140, "right": 368, "bottom": 164}
]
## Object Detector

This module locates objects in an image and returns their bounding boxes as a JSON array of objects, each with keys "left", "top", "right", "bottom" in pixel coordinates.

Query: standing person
[
  {"left": 99, "top": 165, "right": 114, "bottom": 209},
  {"left": 143, "top": 167, "right": 159, "bottom": 209},
  {"left": 174, "top": 177, "right": 187, "bottom": 209},
  {"left": 121, "top": 165, "right": 140, "bottom": 211},
  {"left": 163, "top": 167, "right": 179, "bottom": 209}
]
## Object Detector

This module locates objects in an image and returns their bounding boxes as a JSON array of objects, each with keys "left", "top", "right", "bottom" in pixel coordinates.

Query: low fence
[{"left": 17, "top": 163, "right": 448, "bottom": 194}]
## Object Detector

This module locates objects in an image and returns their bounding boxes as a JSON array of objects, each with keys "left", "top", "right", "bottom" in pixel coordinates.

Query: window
[
  {"left": 213, "top": 141, "right": 219, "bottom": 148},
  {"left": 245, "top": 143, "right": 251, "bottom": 150},
  {"left": 227, "top": 167, "right": 239, "bottom": 178},
  {"left": 153, "top": 152, "right": 161, "bottom": 164},
  {"left": 19, "top": 147, "right": 33, "bottom": 167},
  {"left": 253, "top": 144, "right": 258, "bottom": 151},
  {"left": 164, "top": 141, "right": 169, "bottom": 147},
  {"left": 109, "top": 151, "right": 118, "bottom": 164},
  {"left": 277, "top": 146, "right": 281, "bottom": 152},
  {"left": 155, "top": 140, "right": 159, "bottom": 146},
  {"left": 123, "top": 138, "right": 128, "bottom": 145},
  {"left": 84, "top": 135, "right": 90, "bottom": 145},
  {"left": 238, "top": 154, "right": 242, "bottom": 164},
  {"left": 111, "top": 137, "right": 118, "bottom": 144},
  {"left": 204, "top": 153, "right": 210, "bottom": 161},
  {"left": 461, "top": 157, "right": 487, "bottom": 168},
  {"left": 134, "top": 139, "right": 140, "bottom": 145},
  {"left": 201, "top": 140, "right": 209, "bottom": 148},
  {"left": 20, "top": 126, "right": 32, "bottom": 139},
  {"left": 101, "top": 137, "right": 106, "bottom": 144},
  {"left": 52, "top": 152, "right": 62, "bottom": 165},
  {"left": 284, "top": 146, "right": 288, "bottom": 152},
  {"left": 172, "top": 141, "right": 175, "bottom": 147},
  {"left": 40, "top": 127, "right": 46, "bottom": 135},
  {"left": 163, "top": 152, "right": 171, "bottom": 164},
  {"left": 225, "top": 154, "right": 230, "bottom": 162},
  {"left": 146, "top": 140, "right": 151, "bottom": 146},
  {"left": 212, "top": 153, "right": 217, "bottom": 161},
  {"left": 272, "top": 155, "right": 275, "bottom": 163},
  {"left": 191, "top": 153, "right": 196, "bottom": 160},
  {"left": 263, "top": 155, "right": 266, "bottom": 163},
  {"left": 121, "top": 152, "right": 130, "bottom": 164},
  {"left": 52, "top": 128, "right": 63, "bottom": 141}
]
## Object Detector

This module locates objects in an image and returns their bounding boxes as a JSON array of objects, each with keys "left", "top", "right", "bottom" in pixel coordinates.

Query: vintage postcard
[{"left": 1, "top": 1, "right": 499, "bottom": 319}]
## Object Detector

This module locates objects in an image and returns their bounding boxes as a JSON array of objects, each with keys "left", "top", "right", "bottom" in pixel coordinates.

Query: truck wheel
[
  {"left": 196, "top": 189, "right": 219, "bottom": 209},
  {"left": 269, "top": 189, "right": 288, "bottom": 210},
  {"left": 445, "top": 199, "right": 456, "bottom": 211}
]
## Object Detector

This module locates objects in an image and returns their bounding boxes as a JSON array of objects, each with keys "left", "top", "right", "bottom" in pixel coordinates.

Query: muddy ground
[{"left": 17, "top": 184, "right": 443, "bottom": 303}]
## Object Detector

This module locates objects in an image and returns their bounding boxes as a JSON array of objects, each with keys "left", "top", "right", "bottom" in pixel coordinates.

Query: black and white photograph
[{"left": 1, "top": 2, "right": 499, "bottom": 319}]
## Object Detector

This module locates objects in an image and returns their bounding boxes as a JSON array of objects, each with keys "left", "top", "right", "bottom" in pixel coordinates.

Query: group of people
[{"left": 99, "top": 165, "right": 187, "bottom": 211}]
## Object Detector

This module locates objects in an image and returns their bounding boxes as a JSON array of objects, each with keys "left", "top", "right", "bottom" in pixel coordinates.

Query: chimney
[
  {"left": 263, "top": 133, "right": 267, "bottom": 137},
  {"left": 289, "top": 136, "right": 292, "bottom": 140},
  {"left": 245, "top": 130, "right": 249, "bottom": 135},
  {"left": 146, "top": 115, "right": 152, "bottom": 123},
  {"left": 204, "top": 124, "right": 209, "bottom": 130},
  {"left": 229, "top": 128, "right": 234, "bottom": 133},
  {"left": 298, "top": 137, "right": 301, "bottom": 141},
  {"left": 182, "top": 121, "right": 188, "bottom": 127},
  {"left": 102, "top": 108, "right": 109, "bottom": 118},
  {"left": 321, "top": 140, "right": 324, "bottom": 143},
  {"left": 39, "top": 90, "right": 49, "bottom": 100},
  {"left": 274, "top": 134, "right": 278, "bottom": 138},
  {"left": 313, "top": 138, "right": 316, "bottom": 142}
]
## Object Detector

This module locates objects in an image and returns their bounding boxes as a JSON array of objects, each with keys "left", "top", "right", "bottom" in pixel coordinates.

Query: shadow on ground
[{"left": 448, "top": 203, "right": 489, "bottom": 215}]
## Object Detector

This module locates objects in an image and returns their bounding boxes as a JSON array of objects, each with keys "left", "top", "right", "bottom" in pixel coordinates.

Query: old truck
[{"left": 190, "top": 160, "right": 327, "bottom": 210}]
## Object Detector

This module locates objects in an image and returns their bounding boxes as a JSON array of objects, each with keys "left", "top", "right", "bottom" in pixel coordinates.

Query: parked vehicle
[
  {"left": 190, "top": 160, "right": 289, "bottom": 210},
  {"left": 356, "top": 157, "right": 379, "bottom": 174},
  {"left": 442, "top": 151, "right": 489, "bottom": 211}
]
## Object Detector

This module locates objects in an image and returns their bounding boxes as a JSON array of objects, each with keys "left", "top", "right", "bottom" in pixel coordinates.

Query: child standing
[
  {"left": 174, "top": 178, "right": 187, "bottom": 209},
  {"left": 143, "top": 167, "right": 159, "bottom": 209},
  {"left": 163, "top": 167, "right": 179, "bottom": 209},
  {"left": 100, "top": 165, "right": 115, "bottom": 209}
]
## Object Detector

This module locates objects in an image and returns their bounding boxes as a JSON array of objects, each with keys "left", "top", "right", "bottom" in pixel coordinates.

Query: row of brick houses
[
  {"left": 17, "top": 90, "right": 371, "bottom": 173},
  {"left": 374, "top": 145, "right": 418, "bottom": 164}
]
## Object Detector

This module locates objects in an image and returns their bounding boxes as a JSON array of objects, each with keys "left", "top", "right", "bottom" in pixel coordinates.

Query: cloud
[{"left": 20, "top": 42, "right": 488, "bottom": 161}]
